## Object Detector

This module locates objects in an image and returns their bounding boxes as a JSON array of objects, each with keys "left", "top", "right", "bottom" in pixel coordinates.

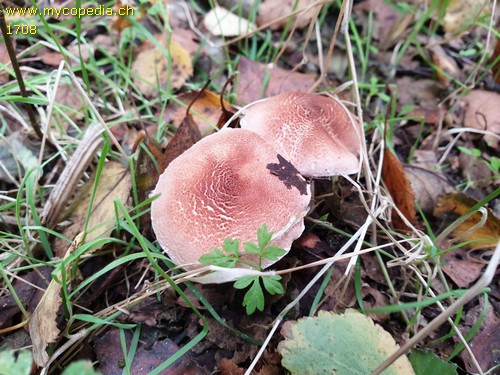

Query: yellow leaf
[
  {"left": 169, "top": 90, "right": 235, "bottom": 134},
  {"left": 441, "top": 0, "right": 491, "bottom": 36},
  {"left": 52, "top": 161, "right": 131, "bottom": 257},
  {"left": 434, "top": 193, "right": 500, "bottom": 250},
  {"left": 132, "top": 40, "right": 193, "bottom": 96}
]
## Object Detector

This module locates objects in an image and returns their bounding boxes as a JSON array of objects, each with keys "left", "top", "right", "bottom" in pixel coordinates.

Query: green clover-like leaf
[
  {"left": 233, "top": 276, "right": 254, "bottom": 290},
  {"left": 262, "top": 275, "right": 284, "bottom": 295},
  {"left": 257, "top": 224, "right": 273, "bottom": 250},
  {"left": 222, "top": 238, "right": 240, "bottom": 255},
  {"left": 199, "top": 247, "right": 237, "bottom": 268},
  {"left": 262, "top": 245, "right": 287, "bottom": 261},
  {"left": 199, "top": 248, "right": 225, "bottom": 263},
  {"left": 243, "top": 242, "right": 260, "bottom": 254},
  {"left": 241, "top": 277, "right": 265, "bottom": 314}
]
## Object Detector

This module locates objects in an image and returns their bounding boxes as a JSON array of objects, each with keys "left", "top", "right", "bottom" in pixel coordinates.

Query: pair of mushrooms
[{"left": 151, "top": 92, "right": 362, "bottom": 269}]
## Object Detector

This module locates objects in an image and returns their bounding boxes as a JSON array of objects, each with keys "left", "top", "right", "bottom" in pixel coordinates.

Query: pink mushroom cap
[
  {"left": 240, "top": 92, "right": 362, "bottom": 178},
  {"left": 151, "top": 128, "right": 311, "bottom": 268}
]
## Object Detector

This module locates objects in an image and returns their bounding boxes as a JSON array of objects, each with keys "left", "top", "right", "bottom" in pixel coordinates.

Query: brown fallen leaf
[
  {"left": 460, "top": 303, "right": 500, "bottom": 374},
  {"left": 430, "top": 44, "right": 461, "bottom": 86},
  {"left": 52, "top": 161, "right": 131, "bottom": 257},
  {"left": 405, "top": 106, "right": 446, "bottom": 126},
  {"left": 161, "top": 111, "right": 202, "bottom": 171},
  {"left": 354, "top": 0, "right": 401, "bottom": 44},
  {"left": 0, "top": 266, "right": 52, "bottom": 328},
  {"left": 442, "top": 248, "right": 485, "bottom": 287},
  {"left": 132, "top": 40, "right": 193, "bottom": 96},
  {"left": 361, "top": 285, "right": 390, "bottom": 323},
  {"left": 160, "top": 83, "right": 211, "bottom": 171},
  {"left": 39, "top": 49, "right": 65, "bottom": 67},
  {"left": 383, "top": 12, "right": 413, "bottom": 50},
  {"left": 405, "top": 165, "right": 454, "bottom": 215},
  {"left": 171, "top": 29, "right": 200, "bottom": 56},
  {"left": 382, "top": 149, "right": 416, "bottom": 231},
  {"left": 396, "top": 77, "right": 442, "bottom": 111},
  {"left": 236, "top": 56, "right": 316, "bottom": 104},
  {"left": 54, "top": 82, "right": 86, "bottom": 122},
  {"left": 165, "top": 90, "right": 234, "bottom": 135},
  {"left": 218, "top": 358, "right": 245, "bottom": 375},
  {"left": 94, "top": 328, "right": 208, "bottom": 374},
  {"left": 461, "top": 90, "right": 500, "bottom": 148},
  {"left": 29, "top": 234, "right": 83, "bottom": 367},
  {"left": 458, "top": 140, "right": 496, "bottom": 189},
  {"left": 257, "top": 0, "right": 322, "bottom": 30},
  {"left": 111, "top": 0, "right": 143, "bottom": 32},
  {"left": 434, "top": 193, "right": 500, "bottom": 250}
]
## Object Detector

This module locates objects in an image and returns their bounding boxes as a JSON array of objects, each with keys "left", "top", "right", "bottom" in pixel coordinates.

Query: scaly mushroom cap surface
[
  {"left": 151, "top": 128, "right": 311, "bottom": 268},
  {"left": 240, "top": 92, "right": 362, "bottom": 177}
]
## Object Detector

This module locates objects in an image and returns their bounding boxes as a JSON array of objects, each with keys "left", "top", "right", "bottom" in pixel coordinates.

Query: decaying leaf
[
  {"left": 429, "top": 44, "right": 461, "bottom": 86},
  {"left": 29, "top": 234, "right": 83, "bottom": 367},
  {"left": 396, "top": 77, "right": 441, "bottom": 112},
  {"left": 132, "top": 40, "right": 193, "bottom": 96},
  {"left": 161, "top": 112, "right": 202, "bottom": 171},
  {"left": 94, "top": 328, "right": 206, "bottom": 374},
  {"left": 203, "top": 6, "right": 257, "bottom": 37},
  {"left": 382, "top": 149, "right": 416, "bottom": 230},
  {"left": 53, "top": 161, "right": 131, "bottom": 257},
  {"left": 442, "top": 248, "right": 485, "bottom": 287},
  {"left": 53, "top": 82, "right": 86, "bottom": 122},
  {"left": 354, "top": 0, "right": 403, "bottom": 44},
  {"left": 440, "top": 0, "right": 491, "bottom": 36},
  {"left": 0, "top": 267, "right": 52, "bottom": 327},
  {"left": 165, "top": 90, "right": 234, "bottom": 135},
  {"left": 434, "top": 193, "right": 500, "bottom": 250},
  {"left": 111, "top": 0, "right": 142, "bottom": 32},
  {"left": 257, "top": 0, "right": 322, "bottom": 30},
  {"left": 236, "top": 57, "right": 316, "bottom": 104},
  {"left": 459, "top": 303, "right": 500, "bottom": 374},
  {"left": 278, "top": 309, "right": 415, "bottom": 375},
  {"left": 461, "top": 90, "right": 500, "bottom": 148},
  {"left": 405, "top": 165, "right": 454, "bottom": 215}
]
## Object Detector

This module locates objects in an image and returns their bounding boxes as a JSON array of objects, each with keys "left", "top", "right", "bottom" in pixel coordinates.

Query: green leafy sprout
[{"left": 199, "top": 224, "right": 286, "bottom": 314}]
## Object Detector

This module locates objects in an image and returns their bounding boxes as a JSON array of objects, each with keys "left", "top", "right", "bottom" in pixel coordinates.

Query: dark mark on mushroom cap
[{"left": 267, "top": 154, "right": 309, "bottom": 195}]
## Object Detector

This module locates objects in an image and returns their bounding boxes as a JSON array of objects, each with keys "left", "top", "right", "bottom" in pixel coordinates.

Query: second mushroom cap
[{"left": 240, "top": 92, "right": 362, "bottom": 178}]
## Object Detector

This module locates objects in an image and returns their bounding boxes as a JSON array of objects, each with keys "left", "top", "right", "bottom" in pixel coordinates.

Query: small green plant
[{"left": 199, "top": 224, "right": 286, "bottom": 314}]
